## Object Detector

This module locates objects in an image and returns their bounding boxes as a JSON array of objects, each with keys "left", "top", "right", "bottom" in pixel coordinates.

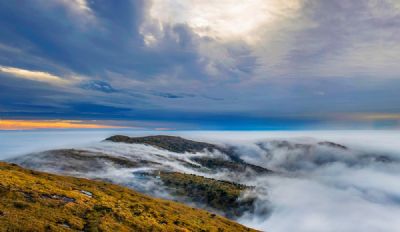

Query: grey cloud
[{"left": 80, "top": 80, "right": 117, "bottom": 93}]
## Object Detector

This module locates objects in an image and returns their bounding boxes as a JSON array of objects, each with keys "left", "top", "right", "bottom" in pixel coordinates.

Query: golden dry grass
[{"left": 0, "top": 162, "right": 258, "bottom": 232}]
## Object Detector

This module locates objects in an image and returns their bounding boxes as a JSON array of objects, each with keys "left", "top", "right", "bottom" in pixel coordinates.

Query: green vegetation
[
  {"left": 159, "top": 172, "right": 255, "bottom": 218},
  {"left": 105, "top": 135, "right": 220, "bottom": 153},
  {"left": 191, "top": 157, "right": 272, "bottom": 174},
  {"left": 0, "top": 162, "right": 257, "bottom": 232}
]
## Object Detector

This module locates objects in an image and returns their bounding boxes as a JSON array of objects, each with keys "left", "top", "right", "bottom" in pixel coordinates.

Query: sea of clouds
[{"left": 2, "top": 130, "right": 400, "bottom": 232}]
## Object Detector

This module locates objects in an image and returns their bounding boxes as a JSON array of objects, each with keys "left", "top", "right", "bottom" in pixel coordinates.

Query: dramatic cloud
[
  {"left": 143, "top": 0, "right": 303, "bottom": 42},
  {"left": 0, "top": 1, "right": 399, "bottom": 128}
]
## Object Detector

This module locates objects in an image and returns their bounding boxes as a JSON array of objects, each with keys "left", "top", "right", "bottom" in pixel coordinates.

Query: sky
[{"left": 0, "top": 0, "right": 399, "bottom": 130}]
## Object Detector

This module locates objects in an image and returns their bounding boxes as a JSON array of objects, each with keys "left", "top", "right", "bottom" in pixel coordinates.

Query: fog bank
[{"left": 3, "top": 130, "right": 400, "bottom": 232}]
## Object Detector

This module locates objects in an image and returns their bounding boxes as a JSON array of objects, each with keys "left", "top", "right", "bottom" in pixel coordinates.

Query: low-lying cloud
[{"left": 5, "top": 130, "right": 400, "bottom": 232}]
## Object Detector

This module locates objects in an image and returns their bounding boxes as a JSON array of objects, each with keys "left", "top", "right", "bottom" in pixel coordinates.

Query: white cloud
[
  {"left": 145, "top": 0, "right": 303, "bottom": 43},
  {"left": 0, "top": 65, "right": 80, "bottom": 85},
  {"left": 141, "top": 0, "right": 400, "bottom": 81},
  {"left": 39, "top": 0, "right": 95, "bottom": 23},
  {"left": 140, "top": 0, "right": 308, "bottom": 79},
  {"left": 57, "top": 0, "right": 92, "bottom": 15}
]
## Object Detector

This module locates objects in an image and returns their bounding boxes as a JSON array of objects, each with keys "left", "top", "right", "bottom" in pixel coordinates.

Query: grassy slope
[
  {"left": 191, "top": 157, "right": 272, "bottom": 174},
  {"left": 159, "top": 172, "right": 255, "bottom": 218},
  {"left": 0, "top": 162, "right": 257, "bottom": 232}
]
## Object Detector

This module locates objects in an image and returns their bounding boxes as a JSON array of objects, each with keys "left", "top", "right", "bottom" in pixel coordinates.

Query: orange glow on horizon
[
  {"left": 0, "top": 120, "right": 124, "bottom": 130},
  {"left": 334, "top": 113, "right": 400, "bottom": 121}
]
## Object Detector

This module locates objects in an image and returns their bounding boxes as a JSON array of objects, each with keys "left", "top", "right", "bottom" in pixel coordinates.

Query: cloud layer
[{"left": 5, "top": 130, "right": 400, "bottom": 232}]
